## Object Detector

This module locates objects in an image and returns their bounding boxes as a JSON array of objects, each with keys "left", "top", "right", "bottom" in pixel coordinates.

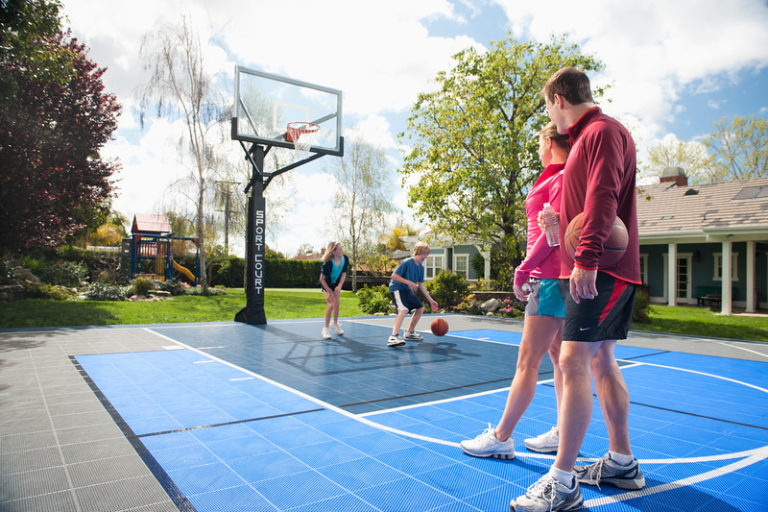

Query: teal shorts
[{"left": 525, "top": 278, "right": 566, "bottom": 318}]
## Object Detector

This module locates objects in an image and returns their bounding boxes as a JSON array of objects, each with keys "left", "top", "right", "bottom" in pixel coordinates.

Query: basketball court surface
[{"left": 1, "top": 314, "right": 767, "bottom": 511}]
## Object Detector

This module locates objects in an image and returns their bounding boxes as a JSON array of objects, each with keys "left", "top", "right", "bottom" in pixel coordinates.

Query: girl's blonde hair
[
  {"left": 539, "top": 121, "right": 570, "bottom": 152},
  {"left": 412, "top": 242, "right": 430, "bottom": 256},
  {"left": 321, "top": 241, "right": 341, "bottom": 262}
]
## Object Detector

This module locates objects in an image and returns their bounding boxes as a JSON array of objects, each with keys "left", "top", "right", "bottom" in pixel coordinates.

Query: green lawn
[
  {"left": 0, "top": 288, "right": 365, "bottom": 328},
  {"left": 631, "top": 304, "right": 768, "bottom": 342},
  {"left": 1, "top": 290, "right": 766, "bottom": 342}
]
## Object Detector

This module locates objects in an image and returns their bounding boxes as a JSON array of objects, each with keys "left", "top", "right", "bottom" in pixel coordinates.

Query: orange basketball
[
  {"left": 431, "top": 318, "right": 449, "bottom": 336},
  {"left": 564, "top": 213, "right": 628, "bottom": 266}
]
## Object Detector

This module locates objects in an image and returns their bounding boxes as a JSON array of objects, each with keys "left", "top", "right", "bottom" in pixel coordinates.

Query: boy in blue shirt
[{"left": 388, "top": 242, "right": 439, "bottom": 347}]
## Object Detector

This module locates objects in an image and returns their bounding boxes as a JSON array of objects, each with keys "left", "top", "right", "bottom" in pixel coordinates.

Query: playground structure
[{"left": 124, "top": 213, "right": 200, "bottom": 285}]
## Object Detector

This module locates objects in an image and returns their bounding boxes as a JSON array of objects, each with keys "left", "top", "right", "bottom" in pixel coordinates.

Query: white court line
[
  {"left": 715, "top": 340, "right": 768, "bottom": 360},
  {"left": 585, "top": 446, "right": 768, "bottom": 509}
]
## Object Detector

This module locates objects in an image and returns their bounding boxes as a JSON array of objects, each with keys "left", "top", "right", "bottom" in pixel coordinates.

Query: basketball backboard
[{"left": 232, "top": 66, "right": 343, "bottom": 156}]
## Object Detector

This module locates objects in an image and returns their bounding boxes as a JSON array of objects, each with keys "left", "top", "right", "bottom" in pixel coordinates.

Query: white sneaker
[
  {"left": 321, "top": 328, "right": 332, "bottom": 339},
  {"left": 387, "top": 335, "right": 405, "bottom": 347},
  {"left": 459, "top": 424, "right": 515, "bottom": 459},
  {"left": 403, "top": 331, "right": 423, "bottom": 341},
  {"left": 510, "top": 473, "right": 583, "bottom": 512},
  {"left": 332, "top": 323, "right": 344, "bottom": 335},
  {"left": 524, "top": 426, "right": 559, "bottom": 453}
]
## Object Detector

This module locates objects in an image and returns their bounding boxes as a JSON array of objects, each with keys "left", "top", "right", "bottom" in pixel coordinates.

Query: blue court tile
[
  {"left": 206, "top": 433, "right": 277, "bottom": 460},
  {"left": 318, "top": 456, "right": 409, "bottom": 491},
  {"left": 416, "top": 462, "right": 507, "bottom": 500},
  {"left": 286, "top": 493, "right": 379, "bottom": 512},
  {"left": 309, "top": 417, "right": 381, "bottom": 439},
  {"left": 453, "top": 329, "right": 522, "bottom": 345},
  {"left": 139, "top": 430, "right": 199, "bottom": 452},
  {"left": 226, "top": 451, "right": 309, "bottom": 483},
  {"left": 355, "top": 476, "right": 460, "bottom": 511},
  {"left": 376, "top": 446, "right": 456, "bottom": 475},
  {"left": 166, "top": 462, "right": 245, "bottom": 496},
  {"left": 187, "top": 485, "right": 277, "bottom": 512},
  {"left": 191, "top": 422, "right": 261, "bottom": 443},
  {"left": 250, "top": 470, "right": 347, "bottom": 510},
  {"left": 150, "top": 442, "right": 219, "bottom": 471},
  {"left": 288, "top": 439, "right": 367, "bottom": 468},
  {"left": 342, "top": 430, "right": 419, "bottom": 456},
  {"left": 430, "top": 501, "right": 484, "bottom": 512},
  {"left": 259, "top": 425, "right": 335, "bottom": 450}
]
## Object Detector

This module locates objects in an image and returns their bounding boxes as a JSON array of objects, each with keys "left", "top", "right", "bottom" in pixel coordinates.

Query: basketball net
[{"left": 286, "top": 121, "right": 319, "bottom": 161}]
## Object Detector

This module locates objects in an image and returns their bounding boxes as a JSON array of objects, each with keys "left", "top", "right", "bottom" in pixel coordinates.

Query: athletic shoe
[
  {"left": 510, "top": 474, "right": 583, "bottom": 512},
  {"left": 332, "top": 323, "right": 344, "bottom": 335},
  {"left": 524, "top": 426, "right": 559, "bottom": 453},
  {"left": 403, "top": 331, "right": 423, "bottom": 341},
  {"left": 460, "top": 424, "right": 515, "bottom": 459},
  {"left": 387, "top": 335, "right": 405, "bottom": 347},
  {"left": 321, "top": 328, "right": 332, "bottom": 340},
  {"left": 574, "top": 453, "right": 645, "bottom": 490}
]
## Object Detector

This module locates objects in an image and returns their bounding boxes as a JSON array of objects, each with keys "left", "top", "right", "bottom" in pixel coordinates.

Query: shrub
[
  {"left": 496, "top": 295, "right": 525, "bottom": 318},
  {"left": 41, "top": 261, "right": 89, "bottom": 287},
  {"left": 130, "top": 276, "right": 156, "bottom": 297},
  {"left": 426, "top": 270, "right": 468, "bottom": 309},
  {"left": 356, "top": 285, "right": 393, "bottom": 314},
  {"left": 158, "top": 279, "right": 187, "bottom": 296},
  {"left": 25, "top": 283, "right": 78, "bottom": 300},
  {"left": 187, "top": 286, "right": 227, "bottom": 296},
  {"left": 633, "top": 284, "right": 651, "bottom": 323},
  {"left": 85, "top": 283, "right": 128, "bottom": 301}
]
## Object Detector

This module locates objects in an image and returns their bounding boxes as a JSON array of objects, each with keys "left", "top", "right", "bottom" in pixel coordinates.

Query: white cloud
[{"left": 495, "top": 0, "right": 768, "bottom": 135}]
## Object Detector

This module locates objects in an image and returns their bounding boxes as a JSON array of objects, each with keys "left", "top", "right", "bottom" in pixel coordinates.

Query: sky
[{"left": 60, "top": 0, "right": 768, "bottom": 257}]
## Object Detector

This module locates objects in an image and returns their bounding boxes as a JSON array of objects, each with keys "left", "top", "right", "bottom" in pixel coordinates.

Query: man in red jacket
[{"left": 510, "top": 67, "right": 645, "bottom": 512}]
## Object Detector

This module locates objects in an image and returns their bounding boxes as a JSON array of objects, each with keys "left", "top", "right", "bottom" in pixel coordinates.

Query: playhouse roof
[{"left": 131, "top": 213, "right": 172, "bottom": 235}]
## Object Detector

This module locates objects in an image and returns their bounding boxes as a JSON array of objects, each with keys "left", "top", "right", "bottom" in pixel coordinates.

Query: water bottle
[{"left": 542, "top": 202, "right": 559, "bottom": 247}]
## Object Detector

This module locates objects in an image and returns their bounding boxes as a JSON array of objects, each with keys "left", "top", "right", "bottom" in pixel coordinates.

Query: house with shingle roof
[{"left": 637, "top": 168, "right": 768, "bottom": 314}]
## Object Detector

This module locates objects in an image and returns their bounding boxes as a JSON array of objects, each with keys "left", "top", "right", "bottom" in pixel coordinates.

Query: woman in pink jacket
[{"left": 461, "top": 122, "right": 569, "bottom": 459}]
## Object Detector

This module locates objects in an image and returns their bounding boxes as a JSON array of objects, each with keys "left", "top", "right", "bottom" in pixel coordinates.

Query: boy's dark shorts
[
  {"left": 391, "top": 289, "right": 423, "bottom": 313},
  {"left": 558, "top": 272, "right": 636, "bottom": 342}
]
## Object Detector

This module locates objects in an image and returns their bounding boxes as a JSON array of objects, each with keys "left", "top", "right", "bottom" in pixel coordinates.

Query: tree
[
  {"left": 0, "top": 31, "right": 121, "bottom": 253},
  {"left": 704, "top": 115, "right": 768, "bottom": 181},
  {"left": 379, "top": 224, "right": 418, "bottom": 252},
  {"left": 331, "top": 138, "right": 392, "bottom": 290},
  {"left": 0, "top": 0, "right": 75, "bottom": 105},
  {"left": 399, "top": 35, "right": 603, "bottom": 287},
  {"left": 138, "top": 16, "right": 226, "bottom": 289},
  {"left": 643, "top": 134, "right": 722, "bottom": 184}
]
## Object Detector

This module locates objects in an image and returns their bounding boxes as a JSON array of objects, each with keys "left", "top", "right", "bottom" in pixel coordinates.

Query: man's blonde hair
[{"left": 413, "top": 242, "right": 430, "bottom": 256}]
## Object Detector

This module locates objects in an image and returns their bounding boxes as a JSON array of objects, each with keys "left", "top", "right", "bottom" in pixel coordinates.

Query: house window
[
  {"left": 425, "top": 255, "right": 443, "bottom": 280},
  {"left": 640, "top": 254, "right": 648, "bottom": 285},
  {"left": 454, "top": 254, "right": 469, "bottom": 280},
  {"left": 713, "top": 252, "right": 739, "bottom": 281}
]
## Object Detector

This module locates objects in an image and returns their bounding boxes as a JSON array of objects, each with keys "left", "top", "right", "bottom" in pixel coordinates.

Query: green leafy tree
[
  {"left": 0, "top": 0, "right": 75, "bottom": 104},
  {"left": 399, "top": 35, "right": 603, "bottom": 287},
  {"left": 704, "top": 115, "right": 768, "bottom": 181},
  {"left": 643, "top": 135, "right": 722, "bottom": 185}
]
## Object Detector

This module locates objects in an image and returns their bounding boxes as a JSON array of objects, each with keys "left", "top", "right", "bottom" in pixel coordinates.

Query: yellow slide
[{"left": 172, "top": 260, "right": 195, "bottom": 283}]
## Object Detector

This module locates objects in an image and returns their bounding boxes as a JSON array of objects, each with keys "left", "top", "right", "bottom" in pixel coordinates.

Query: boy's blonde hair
[{"left": 412, "top": 242, "right": 430, "bottom": 256}]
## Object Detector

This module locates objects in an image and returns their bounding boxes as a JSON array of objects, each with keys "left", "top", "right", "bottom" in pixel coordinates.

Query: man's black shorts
[{"left": 558, "top": 272, "right": 636, "bottom": 342}]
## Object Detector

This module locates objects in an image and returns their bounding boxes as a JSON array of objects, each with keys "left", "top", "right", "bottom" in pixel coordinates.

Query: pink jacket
[{"left": 514, "top": 163, "right": 564, "bottom": 287}]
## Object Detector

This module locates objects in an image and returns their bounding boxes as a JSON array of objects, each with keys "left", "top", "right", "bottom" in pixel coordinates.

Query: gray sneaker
[
  {"left": 460, "top": 424, "right": 515, "bottom": 459},
  {"left": 574, "top": 453, "right": 646, "bottom": 490},
  {"left": 510, "top": 474, "right": 583, "bottom": 512},
  {"left": 524, "top": 426, "right": 559, "bottom": 453},
  {"left": 403, "top": 331, "right": 423, "bottom": 341},
  {"left": 387, "top": 335, "right": 405, "bottom": 347}
]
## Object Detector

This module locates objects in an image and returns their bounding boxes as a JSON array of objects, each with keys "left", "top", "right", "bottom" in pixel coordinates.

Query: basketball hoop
[{"left": 286, "top": 121, "right": 319, "bottom": 161}]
